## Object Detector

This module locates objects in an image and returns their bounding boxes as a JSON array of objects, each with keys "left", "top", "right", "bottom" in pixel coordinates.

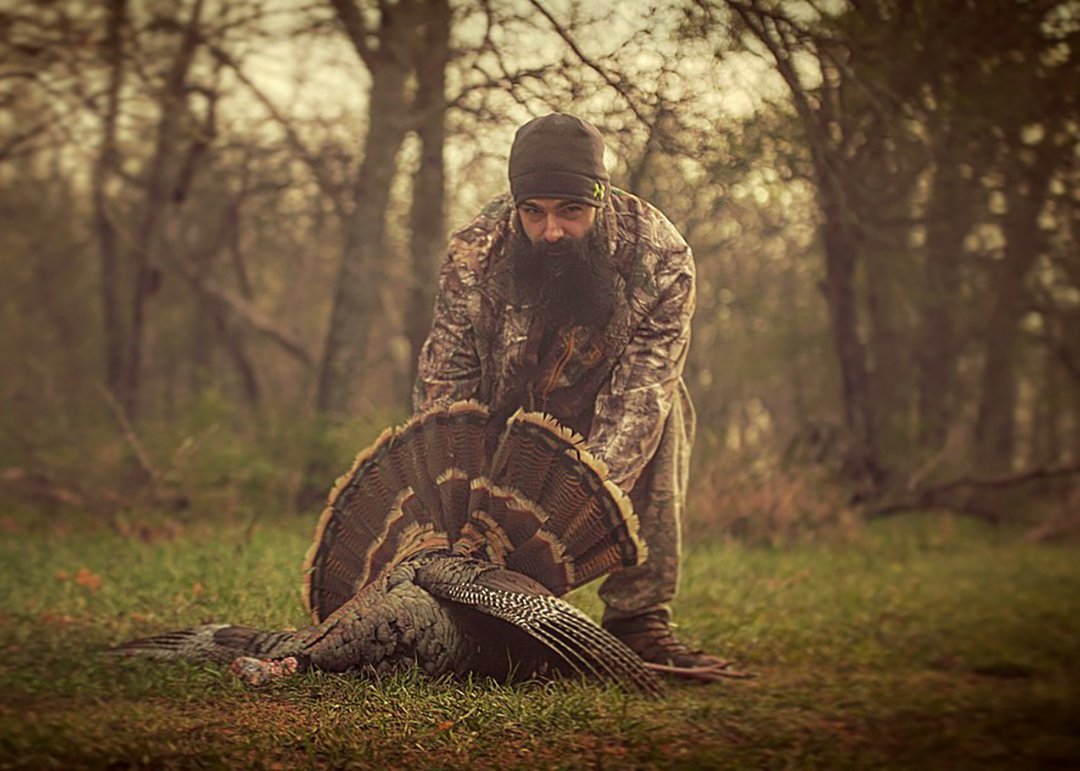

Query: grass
[{"left": 1, "top": 510, "right": 1078, "bottom": 769}]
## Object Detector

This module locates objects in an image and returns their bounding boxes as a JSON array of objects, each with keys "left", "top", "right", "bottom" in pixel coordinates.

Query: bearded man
[{"left": 413, "top": 113, "right": 730, "bottom": 680}]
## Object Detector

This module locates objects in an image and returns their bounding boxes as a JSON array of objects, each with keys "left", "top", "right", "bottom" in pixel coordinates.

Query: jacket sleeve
[
  {"left": 412, "top": 240, "right": 483, "bottom": 411},
  {"left": 585, "top": 245, "right": 695, "bottom": 492}
]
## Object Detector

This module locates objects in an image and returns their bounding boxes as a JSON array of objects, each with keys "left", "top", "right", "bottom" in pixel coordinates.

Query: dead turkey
[{"left": 115, "top": 401, "right": 662, "bottom": 695}]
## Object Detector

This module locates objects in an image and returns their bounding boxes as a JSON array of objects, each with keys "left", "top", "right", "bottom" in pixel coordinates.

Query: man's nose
[{"left": 542, "top": 214, "right": 564, "bottom": 242}]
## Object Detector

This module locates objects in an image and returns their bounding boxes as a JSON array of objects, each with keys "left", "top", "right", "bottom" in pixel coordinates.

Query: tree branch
[
  {"left": 96, "top": 382, "right": 160, "bottom": 485},
  {"left": 526, "top": 0, "right": 651, "bottom": 126},
  {"left": 204, "top": 42, "right": 348, "bottom": 221},
  {"left": 924, "top": 464, "right": 1080, "bottom": 494},
  {"left": 165, "top": 252, "right": 316, "bottom": 368},
  {"left": 328, "top": 0, "right": 376, "bottom": 69},
  {"left": 866, "top": 464, "right": 1080, "bottom": 521}
]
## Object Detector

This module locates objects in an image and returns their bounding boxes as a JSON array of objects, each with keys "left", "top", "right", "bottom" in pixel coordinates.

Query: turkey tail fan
[
  {"left": 303, "top": 401, "right": 489, "bottom": 622},
  {"left": 424, "top": 401, "right": 490, "bottom": 534},
  {"left": 304, "top": 401, "right": 643, "bottom": 621},
  {"left": 486, "top": 408, "right": 586, "bottom": 503},
  {"left": 455, "top": 479, "right": 553, "bottom": 566},
  {"left": 474, "top": 409, "right": 647, "bottom": 595}
]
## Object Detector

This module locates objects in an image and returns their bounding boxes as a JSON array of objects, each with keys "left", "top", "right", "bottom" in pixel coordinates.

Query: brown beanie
[{"left": 508, "top": 113, "right": 610, "bottom": 208}]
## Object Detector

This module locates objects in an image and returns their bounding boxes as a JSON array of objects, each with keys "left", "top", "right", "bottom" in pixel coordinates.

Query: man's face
[
  {"left": 516, "top": 198, "right": 598, "bottom": 244},
  {"left": 504, "top": 198, "right": 617, "bottom": 332}
]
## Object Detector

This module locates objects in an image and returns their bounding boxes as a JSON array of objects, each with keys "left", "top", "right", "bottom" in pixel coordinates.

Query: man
[{"left": 413, "top": 113, "right": 730, "bottom": 680}]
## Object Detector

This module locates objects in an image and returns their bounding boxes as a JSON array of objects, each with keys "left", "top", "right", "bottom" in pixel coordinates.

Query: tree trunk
[
  {"left": 781, "top": 263, "right": 808, "bottom": 422},
  {"left": 863, "top": 247, "right": 898, "bottom": 445},
  {"left": 818, "top": 188, "right": 883, "bottom": 495},
  {"left": 859, "top": 128, "right": 910, "bottom": 455},
  {"left": 973, "top": 139, "right": 1052, "bottom": 472},
  {"left": 626, "top": 107, "right": 667, "bottom": 196},
  {"left": 917, "top": 146, "right": 965, "bottom": 450},
  {"left": 315, "top": 56, "right": 412, "bottom": 418},
  {"left": 201, "top": 297, "right": 262, "bottom": 415},
  {"left": 1073, "top": 370, "right": 1080, "bottom": 465},
  {"left": 725, "top": 1, "right": 884, "bottom": 495},
  {"left": 1033, "top": 332, "right": 1060, "bottom": 466},
  {"left": 93, "top": 0, "right": 127, "bottom": 398},
  {"left": 121, "top": 0, "right": 204, "bottom": 421},
  {"left": 404, "top": 0, "right": 450, "bottom": 400}
]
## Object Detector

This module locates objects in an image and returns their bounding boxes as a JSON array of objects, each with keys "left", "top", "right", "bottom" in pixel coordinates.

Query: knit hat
[{"left": 508, "top": 113, "right": 610, "bottom": 207}]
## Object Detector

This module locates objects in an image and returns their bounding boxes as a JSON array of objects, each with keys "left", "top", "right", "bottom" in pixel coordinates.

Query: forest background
[{"left": 1, "top": 0, "right": 1078, "bottom": 540}]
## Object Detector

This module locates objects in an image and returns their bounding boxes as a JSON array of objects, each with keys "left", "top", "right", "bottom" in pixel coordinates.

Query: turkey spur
[{"left": 114, "top": 401, "right": 662, "bottom": 695}]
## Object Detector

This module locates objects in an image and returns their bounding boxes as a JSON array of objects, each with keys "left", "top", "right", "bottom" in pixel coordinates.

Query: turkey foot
[{"left": 229, "top": 656, "right": 299, "bottom": 686}]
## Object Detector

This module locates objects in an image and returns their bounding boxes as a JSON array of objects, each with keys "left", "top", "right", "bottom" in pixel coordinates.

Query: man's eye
[{"left": 561, "top": 206, "right": 584, "bottom": 218}]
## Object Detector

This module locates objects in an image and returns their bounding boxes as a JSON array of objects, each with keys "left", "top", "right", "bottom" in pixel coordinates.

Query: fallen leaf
[
  {"left": 74, "top": 567, "right": 103, "bottom": 592},
  {"left": 38, "top": 612, "right": 74, "bottom": 626}
]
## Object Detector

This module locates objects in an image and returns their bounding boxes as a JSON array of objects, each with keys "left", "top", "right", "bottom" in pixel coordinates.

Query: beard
[{"left": 501, "top": 220, "right": 620, "bottom": 332}]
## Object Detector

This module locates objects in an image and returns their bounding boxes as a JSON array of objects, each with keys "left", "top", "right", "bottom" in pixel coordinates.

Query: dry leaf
[
  {"left": 39, "top": 612, "right": 74, "bottom": 626},
  {"left": 74, "top": 566, "right": 103, "bottom": 592}
]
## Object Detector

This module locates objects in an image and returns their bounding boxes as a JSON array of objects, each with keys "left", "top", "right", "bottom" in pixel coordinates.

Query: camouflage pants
[{"left": 599, "top": 378, "right": 695, "bottom": 624}]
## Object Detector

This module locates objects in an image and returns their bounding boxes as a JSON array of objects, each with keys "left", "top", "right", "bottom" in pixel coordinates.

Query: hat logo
[{"left": 593, "top": 182, "right": 605, "bottom": 200}]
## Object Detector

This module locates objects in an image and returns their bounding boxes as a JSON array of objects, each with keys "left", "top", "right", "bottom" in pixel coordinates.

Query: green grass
[{"left": 1, "top": 511, "right": 1078, "bottom": 769}]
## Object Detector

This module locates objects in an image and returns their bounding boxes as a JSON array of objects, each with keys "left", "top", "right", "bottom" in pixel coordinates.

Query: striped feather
[
  {"left": 304, "top": 402, "right": 490, "bottom": 622},
  {"left": 421, "top": 568, "right": 662, "bottom": 696}
]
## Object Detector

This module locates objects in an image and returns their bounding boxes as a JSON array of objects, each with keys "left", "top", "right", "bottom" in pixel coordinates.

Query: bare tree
[
  {"left": 720, "top": 0, "right": 888, "bottom": 494},
  {"left": 93, "top": 0, "right": 128, "bottom": 400},
  {"left": 315, "top": 0, "right": 422, "bottom": 418}
]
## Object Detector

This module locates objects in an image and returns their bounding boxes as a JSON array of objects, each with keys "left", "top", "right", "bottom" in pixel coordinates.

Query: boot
[{"left": 603, "top": 611, "right": 748, "bottom": 682}]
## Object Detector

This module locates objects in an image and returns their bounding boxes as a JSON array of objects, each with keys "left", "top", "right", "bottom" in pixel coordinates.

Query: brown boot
[{"left": 604, "top": 611, "right": 749, "bottom": 683}]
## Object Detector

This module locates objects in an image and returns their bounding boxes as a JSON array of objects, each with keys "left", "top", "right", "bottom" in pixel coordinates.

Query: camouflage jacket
[{"left": 413, "top": 190, "right": 695, "bottom": 493}]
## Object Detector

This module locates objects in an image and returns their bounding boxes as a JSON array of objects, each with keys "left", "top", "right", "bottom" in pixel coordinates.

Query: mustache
[
  {"left": 530, "top": 238, "right": 580, "bottom": 260},
  {"left": 513, "top": 240, "right": 587, "bottom": 290}
]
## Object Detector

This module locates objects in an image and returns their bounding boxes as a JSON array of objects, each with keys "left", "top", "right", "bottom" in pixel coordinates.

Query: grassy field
[{"left": 1, "top": 510, "right": 1078, "bottom": 769}]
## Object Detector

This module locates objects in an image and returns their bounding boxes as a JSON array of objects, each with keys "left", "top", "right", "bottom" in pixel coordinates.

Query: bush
[{"left": 687, "top": 450, "right": 859, "bottom": 546}]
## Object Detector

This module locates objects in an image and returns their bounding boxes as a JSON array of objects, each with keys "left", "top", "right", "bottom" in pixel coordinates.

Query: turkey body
[{"left": 115, "top": 402, "right": 662, "bottom": 695}]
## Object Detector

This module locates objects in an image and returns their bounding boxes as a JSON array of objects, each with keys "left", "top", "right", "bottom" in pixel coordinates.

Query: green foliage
[
  {"left": 0, "top": 372, "right": 406, "bottom": 525},
  {"left": 143, "top": 392, "right": 405, "bottom": 521},
  {"left": 1, "top": 513, "right": 1078, "bottom": 769}
]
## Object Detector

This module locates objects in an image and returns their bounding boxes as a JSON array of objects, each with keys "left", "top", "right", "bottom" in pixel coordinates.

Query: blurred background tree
[{"left": 1, "top": 0, "right": 1076, "bottom": 537}]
